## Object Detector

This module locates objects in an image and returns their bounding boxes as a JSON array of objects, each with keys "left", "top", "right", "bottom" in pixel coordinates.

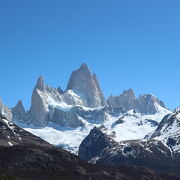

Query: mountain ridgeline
[
  {"left": 0, "top": 63, "right": 180, "bottom": 179},
  {"left": 9, "top": 63, "right": 167, "bottom": 127}
]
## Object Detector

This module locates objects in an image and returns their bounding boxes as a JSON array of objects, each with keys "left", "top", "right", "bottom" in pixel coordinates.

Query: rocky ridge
[
  {"left": 0, "top": 115, "right": 178, "bottom": 180},
  {"left": 107, "top": 89, "right": 166, "bottom": 114},
  {"left": 78, "top": 114, "right": 180, "bottom": 173},
  {"left": 0, "top": 64, "right": 172, "bottom": 155}
]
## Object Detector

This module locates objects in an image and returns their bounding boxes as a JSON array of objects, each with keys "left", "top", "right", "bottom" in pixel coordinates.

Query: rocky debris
[{"left": 66, "top": 63, "right": 106, "bottom": 108}]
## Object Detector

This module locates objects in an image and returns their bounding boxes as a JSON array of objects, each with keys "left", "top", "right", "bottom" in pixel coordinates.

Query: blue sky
[{"left": 0, "top": 0, "right": 180, "bottom": 110}]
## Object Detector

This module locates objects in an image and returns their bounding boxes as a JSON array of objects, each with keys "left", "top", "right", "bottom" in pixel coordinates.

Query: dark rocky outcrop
[
  {"left": 0, "top": 145, "right": 179, "bottom": 180},
  {"left": 79, "top": 126, "right": 117, "bottom": 161},
  {"left": 79, "top": 126, "right": 180, "bottom": 173},
  {"left": 0, "top": 116, "right": 178, "bottom": 180},
  {"left": 0, "top": 116, "right": 51, "bottom": 148}
]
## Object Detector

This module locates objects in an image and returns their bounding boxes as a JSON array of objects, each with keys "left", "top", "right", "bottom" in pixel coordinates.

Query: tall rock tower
[{"left": 67, "top": 63, "right": 106, "bottom": 108}]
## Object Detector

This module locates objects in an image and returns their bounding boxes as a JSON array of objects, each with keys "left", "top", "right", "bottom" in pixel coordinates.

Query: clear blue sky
[{"left": 0, "top": 0, "right": 180, "bottom": 110}]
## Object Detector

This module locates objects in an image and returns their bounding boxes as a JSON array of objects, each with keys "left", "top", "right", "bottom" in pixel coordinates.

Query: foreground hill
[
  {"left": 78, "top": 110, "right": 180, "bottom": 173},
  {"left": 0, "top": 115, "right": 179, "bottom": 180},
  {"left": 0, "top": 144, "right": 180, "bottom": 180}
]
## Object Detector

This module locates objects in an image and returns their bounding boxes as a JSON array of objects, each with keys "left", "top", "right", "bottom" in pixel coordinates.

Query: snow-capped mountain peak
[
  {"left": 66, "top": 63, "right": 106, "bottom": 108},
  {"left": 35, "top": 76, "right": 45, "bottom": 92},
  {"left": 7, "top": 64, "right": 173, "bottom": 155}
]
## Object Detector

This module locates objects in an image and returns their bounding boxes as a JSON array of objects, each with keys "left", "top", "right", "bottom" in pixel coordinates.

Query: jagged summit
[
  {"left": 35, "top": 76, "right": 45, "bottom": 91},
  {"left": 107, "top": 88, "right": 136, "bottom": 111},
  {"left": 57, "top": 86, "right": 63, "bottom": 94},
  {"left": 79, "top": 63, "right": 91, "bottom": 73},
  {"left": 138, "top": 94, "right": 166, "bottom": 114},
  {"left": 66, "top": 63, "right": 91, "bottom": 91},
  {"left": 66, "top": 63, "right": 106, "bottom": 108},
  {"left": 107, "top": 89, "right": 167, "bottom": 114},
  {"left": 121, "top": 88, "right": 135, "bottom": 97},
  {"left": 15, "top": 100, "right": 24, "bottom": 108},
  {"left": 11, "top": 100, "right": 26, "bottom": 123},
  {"left": 9, "top": 65, "right": 173, "bottom": 156},
  {"left": 13, "top": 100, "right": 25, "bottom": 113}
]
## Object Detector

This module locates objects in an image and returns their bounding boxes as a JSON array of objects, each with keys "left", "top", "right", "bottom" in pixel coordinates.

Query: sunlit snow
[{"left": 24, "top": 104, "right": 171, "bottom": 154}]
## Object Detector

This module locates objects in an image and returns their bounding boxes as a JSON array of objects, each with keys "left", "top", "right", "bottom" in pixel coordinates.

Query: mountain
[
  {"left": 1, "top": 114, "right": 179, "bottom": 180},
  {"left": 11, "top": 100, "right": 26, "bottom": 123},
  {"left": 0, "top": 63, "right": 180, "bottom": 178},
  {"left": 107, "top": 89, "right": 166, "bottom": 114},
  {"left": 0, "top": 112, "right": 51, "bottom": 147},
  {"left": 78, "top": 114, "right": 180, "bottom": 173},
  {"left": 150, "top": 108, "right": 180, "bottom": 160},
  {"left": 0, "top": 98, "right": 12, "bottom": 121},
  {"left": 2, "top": 144, "right": 180, "bottom": 180},
  {"left": 10, "top": 64, "right": 171, "bottom": 154},
  {"left": 16, "top": 64, "right": 106, "bottom": 127},
  {"left": 67, "top": 63, "right": 106, "bottom": 108}
]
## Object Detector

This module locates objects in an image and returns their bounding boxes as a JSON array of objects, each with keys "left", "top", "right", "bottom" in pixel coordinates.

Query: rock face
[
  {"left": 49, "top": 106, "right": 84, "bottom": 128},
  {"left": 10, "top": 64, "right": 171, "bottom": 155},
  {"left": 14, "top": 64, "right": 108, "bottom": 127},
  {"left": 13, "top": 64, "right": 168, "bottom": 128},
  {"left": 107, "top": 89, "right": 136, "bottom": 111},
  {"left": 107, "top": 89, "right": 166, "bottom": 114},
  {"left": 29, "top": 76, "right": 48, "bottom": 126},
  {"left": 138, "top": 94, "right": 166, "bottom": 114},
  {"left": 78, "top": 126, "right": 117, "bottom": 161},
  {"left": 150, "top": 109, "right": 180, "bottom": 161},
  {"left": 67, "top": 63, "right": 106, "bottom": 108},
  {"left": 0, "top": 115, "right": 51, "bottom": 147},
  {"left": 79, "top": 126, "right": 180, "bottom": 173},
  {"left": 11, "top": 100, "right": 26, "bottom": 123},
  {"left": 0, "top": 99, "right": 12, "bottom": 121}
]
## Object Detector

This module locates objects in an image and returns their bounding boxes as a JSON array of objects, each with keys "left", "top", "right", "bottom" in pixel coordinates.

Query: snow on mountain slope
[
  {"left": 150, "top": 109, "right": 180, "bottom": 154},
  {"left": 78, "top": 126, "right": 180, "bottom": 173},
  {"left": 18, "top": 105, "right": 170, "bottom": 154},
  {"left": 11, "top": 64, "right": 172, "bottom": 154},
  {"left": 105, "top": 108, "right": 171, "bottom": 142},
  {"left": 0, "top": 114, "right": 51, "bottom": 148},
  {"left": 23, "top": 123, "right": 95, "bottom": 153}
]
